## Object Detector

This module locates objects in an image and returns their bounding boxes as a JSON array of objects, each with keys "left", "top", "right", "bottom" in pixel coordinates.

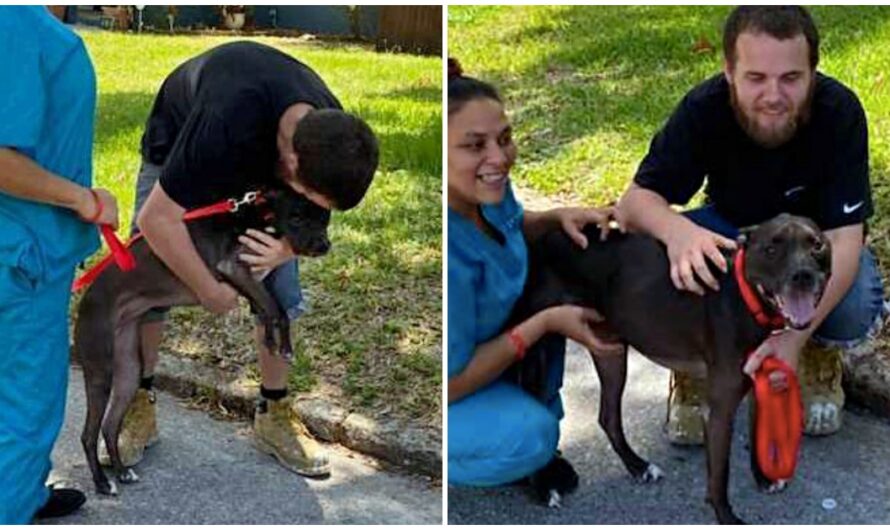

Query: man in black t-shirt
[
  {"left": 618, "top": 6, "right": 887, "bottom": 443},
  {"left": 103, "top": 42, "right": 379, "bottom": 477}
]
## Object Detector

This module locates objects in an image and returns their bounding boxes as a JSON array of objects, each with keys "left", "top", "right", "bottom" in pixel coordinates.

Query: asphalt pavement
[
  {"left": 44, "top": 366, "right": 442, "bottom": 525},
  {"left": 448, "top": 343, "right": 890, "bottom": 524}
]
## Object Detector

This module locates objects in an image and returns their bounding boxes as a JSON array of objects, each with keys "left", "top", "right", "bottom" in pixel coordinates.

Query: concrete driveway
[
  {"left": 45, "top": 366, "right": 442, "bottom": 525},
  {"left": 448, "top": 343, "right": 890, "bottom": 524}
]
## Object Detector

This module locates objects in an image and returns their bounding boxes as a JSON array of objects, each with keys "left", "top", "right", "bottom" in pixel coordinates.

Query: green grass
[
  {"left": 449, "top": 6, "right": 890, "bottom": 271},
  {"left": 78, "top": 31, "right": 442, "bottom": 425}
]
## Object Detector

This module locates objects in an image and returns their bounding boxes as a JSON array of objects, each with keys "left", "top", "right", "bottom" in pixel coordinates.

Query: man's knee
[{"left": 815, "top": 247, "right": 888, "bottom": 346}]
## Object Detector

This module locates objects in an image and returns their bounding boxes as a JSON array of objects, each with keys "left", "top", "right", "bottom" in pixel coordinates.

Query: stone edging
[{"left": 153, "top": 355, "right": 442, "bottom": 478}]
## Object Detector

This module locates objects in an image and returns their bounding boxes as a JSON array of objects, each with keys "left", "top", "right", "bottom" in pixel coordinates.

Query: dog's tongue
[{"left": 780, "top": 291, "right": 817, "bottom": 329}]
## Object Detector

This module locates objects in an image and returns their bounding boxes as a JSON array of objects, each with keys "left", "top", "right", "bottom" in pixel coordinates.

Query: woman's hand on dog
[
  {"left": 543, "top": 305, "right": 625, "bottom": 356},
  {"left": 237, "top": 228, "right": 296, "bottom": 277},
  {"left": 554, "top": 206, "right": 624, "bottom": 248}
]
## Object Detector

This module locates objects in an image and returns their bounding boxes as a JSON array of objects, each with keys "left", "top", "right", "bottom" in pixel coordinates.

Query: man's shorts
[{"left": 131, "top": 161, "right": 307, "bottom": 323}]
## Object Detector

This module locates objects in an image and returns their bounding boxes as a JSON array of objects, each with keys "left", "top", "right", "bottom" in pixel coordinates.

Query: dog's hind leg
[
  {"left": 591, "top": 346, "right": 662, "bottom": 482},
  {"left": 81, "top": 357, "right": 116, "bottom": 495},
  {"left": 101, "top": 320, "right": 142, "bottom": 486}
]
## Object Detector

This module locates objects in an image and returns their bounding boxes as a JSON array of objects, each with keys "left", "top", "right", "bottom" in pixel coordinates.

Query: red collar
[{"left": 733, "top": 247, "right": 786, "bottom": 330}]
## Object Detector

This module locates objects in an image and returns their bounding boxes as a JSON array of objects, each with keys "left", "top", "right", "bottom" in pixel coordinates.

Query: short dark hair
[
  {"left": 291, "top": 109, "right": 379, "bottom": 211},
  {"left": 448, "top": 58, "right": 502, "bottom": 116},
  {"left": 723, "top": 6, "right": 820, "bottom": 70}
]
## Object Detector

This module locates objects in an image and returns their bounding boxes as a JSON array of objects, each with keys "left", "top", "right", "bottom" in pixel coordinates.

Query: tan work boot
[
  {"left": 798, "top": 343, "right": 845, "bottom": 436},
  {"left": 99, "top": 388, "right": 159, "bottom": 467},
  {"left": 254, "top": 398, "right": 330, "bottom": 477},
  {"left": 665, "top": 371, "right": 706, "bottom": 445}
]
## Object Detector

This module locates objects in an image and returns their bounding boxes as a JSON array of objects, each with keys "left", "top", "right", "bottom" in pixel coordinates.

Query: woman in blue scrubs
[
  {"left": 447, "top": 59, "right": 622, "bottom": 490},
  {"left": 0, "top": 7, "right": 119, "bottom": 522}
]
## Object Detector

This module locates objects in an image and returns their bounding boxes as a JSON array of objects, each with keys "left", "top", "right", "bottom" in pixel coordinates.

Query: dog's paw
[
  {"left": 118, "top": 467, "right": 140, "bottom": 484},
  {"left": 765, "top": 479, "right": 788, "bottom": 494},
  {"left": 547, "top": 489, "right": 562, "bottom": 509},
  {"left": 638, "top": 463, "right": 664, "bottom": 484},
  {"left": 96, "top": 479, "right": 118, "bottom": 496}
]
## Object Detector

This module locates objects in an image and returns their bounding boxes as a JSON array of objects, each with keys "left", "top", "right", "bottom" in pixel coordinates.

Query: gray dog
[
  {"left": 513, "top": 213, "right": 831, "bottom": 524},
  {"left": 74, "top": 188, "right": 330, "bottom": 496}
]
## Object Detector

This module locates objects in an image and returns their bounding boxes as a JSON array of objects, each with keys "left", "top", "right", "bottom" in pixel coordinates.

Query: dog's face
[
  {"left": 265, "top": 188, "right": 331, "bottom": 257},
  {"left": 740, "top": 213, "right": 831, "bottom": 330}
]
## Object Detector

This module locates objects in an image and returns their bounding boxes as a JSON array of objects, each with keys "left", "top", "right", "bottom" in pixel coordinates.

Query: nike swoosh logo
[
  {"left": 844, "top": 201, "right": 864, "bottom": 214},
  {"left": 784, "top": 186, "right": 805, "bottom": 197}
]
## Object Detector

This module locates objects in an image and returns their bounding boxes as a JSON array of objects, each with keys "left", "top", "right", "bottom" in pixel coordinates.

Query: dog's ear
[{"left": 736, "top": 224, "right": 757, "bottom": 247}]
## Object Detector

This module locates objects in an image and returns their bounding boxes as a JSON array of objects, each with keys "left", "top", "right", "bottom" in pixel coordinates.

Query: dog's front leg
[
  {"left": 215, "top": 256, "right": 293, "bottom": 360},
  {"left": 704, "top": 365, "right": 749, "bottom": 524}
]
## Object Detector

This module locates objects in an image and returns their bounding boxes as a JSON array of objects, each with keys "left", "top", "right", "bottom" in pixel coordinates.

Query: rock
[{"left": 844, "top": 348, "right": 890, "bottom": 417}]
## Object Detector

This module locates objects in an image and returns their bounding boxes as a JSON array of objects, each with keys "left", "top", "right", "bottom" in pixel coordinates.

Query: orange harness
[{"left": 734, "top": 247, "right": 803, "bottom": 482}]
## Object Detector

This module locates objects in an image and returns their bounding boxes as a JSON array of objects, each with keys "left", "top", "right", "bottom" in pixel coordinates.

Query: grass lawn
[
  {"left": 449, "top": 6, "right": 890, "bottom": 274},
  {"left": 77, "top": 31, "right": 442, "bottom": 426}
]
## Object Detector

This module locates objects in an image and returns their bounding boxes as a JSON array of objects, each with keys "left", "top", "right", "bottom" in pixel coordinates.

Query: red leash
[
  {"left": 751, "top": 355, "right": 803, "bottom": 481},
  {"left": 735, "top": 247, "right": 803, "bottom": 482},
  {"left": 99, "top": 225, "right": 136, "bottom": 271},
  {"left": 72, "top": 191, "right": 260, "bottom": 292}
]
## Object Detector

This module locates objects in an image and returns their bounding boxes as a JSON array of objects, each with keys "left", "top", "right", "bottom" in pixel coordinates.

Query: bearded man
[{"left": 617, "top": 5, "right": 888, "bottom": 444}]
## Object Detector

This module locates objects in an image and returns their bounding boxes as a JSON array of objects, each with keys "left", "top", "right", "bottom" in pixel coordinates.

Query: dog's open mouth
[{"left": 757, "top": 285, "right": 822, "bottom": 330}]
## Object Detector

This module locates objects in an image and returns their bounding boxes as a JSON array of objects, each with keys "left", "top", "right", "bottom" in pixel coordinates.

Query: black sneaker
[{"left": 34, "top": 487, "right": 86, "bottom": 519}]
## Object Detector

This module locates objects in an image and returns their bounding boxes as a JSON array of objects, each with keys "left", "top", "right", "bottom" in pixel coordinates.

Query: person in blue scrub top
[
  {"left": 0, "top": 6, "right": 119, "bottom": 523},
  {"left": 447, "top": 58, "right": 623, "bottom": 491}
]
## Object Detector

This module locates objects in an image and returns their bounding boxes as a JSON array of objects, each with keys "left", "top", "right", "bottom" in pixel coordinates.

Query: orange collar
[{"left": 733, "top": 247, "right": 786, "bottom": 330}]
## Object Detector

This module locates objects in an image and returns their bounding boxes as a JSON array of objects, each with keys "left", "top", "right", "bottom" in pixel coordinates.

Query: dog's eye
[
  {"left": 765, "top": 245, "right": 777, "bottom": 257},
  {"left": 811, "top": 237, "right": 825, "bottom": 252}
]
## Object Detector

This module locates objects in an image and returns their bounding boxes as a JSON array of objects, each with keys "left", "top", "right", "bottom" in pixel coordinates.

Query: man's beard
[{"left": 729, "top": 79, "right": 814, "bottom": 149}]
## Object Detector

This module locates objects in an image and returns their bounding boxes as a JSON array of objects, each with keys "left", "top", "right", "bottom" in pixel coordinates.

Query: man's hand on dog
[
  {"left": 238, "top": 228, "right": 296, "bottom": 279},
  {"left": 543, "top": 305, "right": 625, "bottom": 356},
  {"left": 556, "top": 206, "right": 624, "bottom": 249},
  {"left": 743, "top": 330, "right": 808, "bottom": 390},
  {"left": 665, "top": 221, "right": 737, "bottom": 295},
  {"left": 198, "top": 281, "right": 240, "bottom": 315}
]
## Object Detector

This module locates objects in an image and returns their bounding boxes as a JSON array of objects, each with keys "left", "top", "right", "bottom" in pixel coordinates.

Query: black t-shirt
[
  {"left": 141, "top": 41, "right": 342, "bottom": 209},
  {"left": 634, "top": 73, "right": 871, "bottom": 230}
]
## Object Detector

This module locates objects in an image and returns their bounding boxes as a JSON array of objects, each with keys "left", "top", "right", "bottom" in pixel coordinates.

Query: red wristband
[
  {"left": 84, "top": 189, "right": 104, "bottom": 224},
  {"left": 507, "top": 327, "right": 527, "bottom": 361}
]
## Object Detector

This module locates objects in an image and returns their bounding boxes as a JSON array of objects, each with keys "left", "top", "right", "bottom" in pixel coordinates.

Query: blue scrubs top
[
  {"left": 0, "top": 7, "right": 99, "bottom": 288},
  {"left": 0, "top": 9, "right": 98, "bottom": 522},
  {"left": 448, "top": 184, "right": 527, "bottom": 379}
]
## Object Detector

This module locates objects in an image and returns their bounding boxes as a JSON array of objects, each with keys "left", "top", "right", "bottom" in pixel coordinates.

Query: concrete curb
[{"left": 152, "top": 355, "right": 442, "bottom": 478}]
